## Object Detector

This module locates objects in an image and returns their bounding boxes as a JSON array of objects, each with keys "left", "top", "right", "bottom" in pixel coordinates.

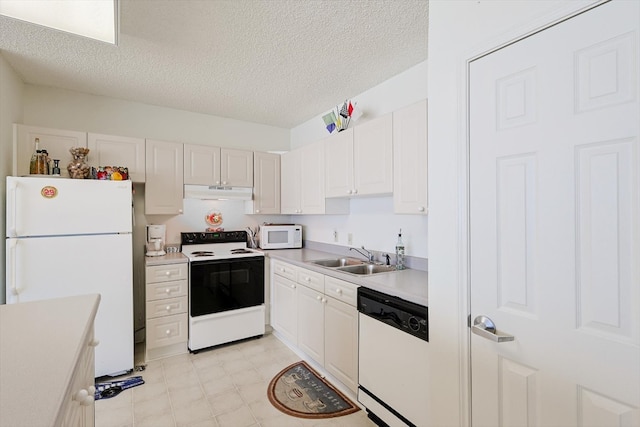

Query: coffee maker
[{"left": 146, "top": 224, "right": 166, "bottom": 257}]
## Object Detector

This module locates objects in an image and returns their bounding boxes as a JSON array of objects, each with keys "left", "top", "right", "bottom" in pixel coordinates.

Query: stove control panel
[{"left": 181, "top": 230, "right": 247, "bottom": 245}]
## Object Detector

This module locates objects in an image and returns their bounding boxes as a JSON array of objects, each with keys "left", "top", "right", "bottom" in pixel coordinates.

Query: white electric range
[{"left": 181, "top": 231, "right": 265, "bottom": 352}]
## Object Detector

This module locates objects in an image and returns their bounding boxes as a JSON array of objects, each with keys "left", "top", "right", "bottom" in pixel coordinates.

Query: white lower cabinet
[
  {"left": 145, "top": 262, "right": 188, "bottom": 361},
  {"left": 60, "top": 320, "right": 97, "bottom": 427},
  {"left": 297, "top": 282, "right": 325, "bottom": 365},
  {"left": 271, "top": 260, "right": 359, "bottom": 393},
  {"left": 324, "top": 295, "right": 358, "bottom": 392},
  {"left": 271, "top": 273, "right": 298, "bottom": 344}
]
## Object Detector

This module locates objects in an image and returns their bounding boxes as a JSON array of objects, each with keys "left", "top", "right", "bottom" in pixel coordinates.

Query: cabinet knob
[
  {"left": 304, "top": 277, "right": 310, "bottom": 282},
  {"left": 166, "top": 329, "right": 171, "bottom": 335},
  {"left": 322, "top": 298, "right": 327, "bottom": 303},
  {"left": 347, "top": 190, "right": 352, "bottom": 195},
  {"left": 165, "top": 288, "right": 171, "bottom": 293},
  {"left": 74, "top": 389, "right": 89, "bottom": 402},
  {"left": 215, "top": 181, "right": 220, "bottom": 185},
  {"left": 89, "top": 339, "right": 100, "bottom": 347},
  {"left": 290, "top": 284, "right": 296, "bottom": 289},
  {"left": 256, "top": 209, "right": 260, "bottom": 213},
  {"left": 166, "top": 305, "right": 171, "bottom": 311},
  {"left": 178, "top": 209, "right": 183, "bottom": 213},
  {"left": 418, "top": 206, "right": 425, "bottom": 212},
  {"left": 336, "top": 289, "right": 342, "bottom": 294},
  {"left": 353, "top": 189, "right": 358, "bottom": 194},
  {"left": 316, "top": 295, "right": 321, "bottom": 301},
  {"left": 165, "top": 271, "right": 171, "bottom": 276},
  {"left": 82, "top": 395, "right": 95, "bottom": 406},
  {"left": 222, "top": 181, "right": 228, "bottom": 185}
]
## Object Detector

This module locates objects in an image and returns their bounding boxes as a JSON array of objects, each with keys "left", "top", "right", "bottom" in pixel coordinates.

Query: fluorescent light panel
[{"left": 0, "top": 0, "right": 118, "bottom": 44}]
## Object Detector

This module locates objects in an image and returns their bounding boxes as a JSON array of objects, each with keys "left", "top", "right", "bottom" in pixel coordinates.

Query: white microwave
[{"left": 259, "top": 224, "right": 302, "bottom": 249}]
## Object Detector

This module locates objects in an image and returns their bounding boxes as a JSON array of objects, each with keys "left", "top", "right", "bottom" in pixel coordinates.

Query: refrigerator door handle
[
  {"left": 7, "top": 239, "right": 19, "bottom": 296},
  {"left": 7, "top": 179, "right": 17, "bottom": 237}
]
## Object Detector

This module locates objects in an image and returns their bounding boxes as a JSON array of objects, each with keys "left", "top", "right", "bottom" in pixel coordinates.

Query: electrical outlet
[
  {"left": 347, "top": 233, "right": 353, "bottom": 245},
  {"left": 333, "top": 230, "right": 338, "bottom": 242}
]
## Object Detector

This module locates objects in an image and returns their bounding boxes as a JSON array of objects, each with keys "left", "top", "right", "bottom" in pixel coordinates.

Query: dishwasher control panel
[{"left": 357, "top": 287, "right": 428, "bottom": 341}]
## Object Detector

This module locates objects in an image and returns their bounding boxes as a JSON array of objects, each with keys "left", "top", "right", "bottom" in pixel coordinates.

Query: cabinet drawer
[
  {"left": 146, "top": 313, "right": 188, "bottom": 350},
  {"left": 297, "top": 268, "right": 325, "bottom": 293},
  {"left": 146, "top": 263, "right": 188, "bottom": 283},
  {"left": 272, "top": 261, "right": 297, "bottom": 281},
  {"left": 146, "top": 280, "right": 187, "bottom": 301},
  {"left": 146, "top": 296, "right": 187, "bottom": 319},
  {"left": 324, "top": 276, "right": 358, "bottom": 307}
]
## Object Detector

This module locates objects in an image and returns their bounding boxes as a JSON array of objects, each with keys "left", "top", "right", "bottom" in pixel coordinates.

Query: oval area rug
[{"left": 267, "top": 361, "right": 360, "bottom": 419}]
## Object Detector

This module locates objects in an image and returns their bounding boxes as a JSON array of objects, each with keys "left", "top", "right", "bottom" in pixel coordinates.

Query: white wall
[
  {"left": 23, "top": 85, "right": 290, "bottom": 152},
  {"left": 290, "top": 60, "right": 429, "bottom": 260},
  {"left": 426, "top": 1, "right": 598, "bottom": 426},
  {"left": 291, "top": 61, "right": 428, "bottom": 148},
  {"left": 0, "top": 54, "right": 24, "bottom": 304}
]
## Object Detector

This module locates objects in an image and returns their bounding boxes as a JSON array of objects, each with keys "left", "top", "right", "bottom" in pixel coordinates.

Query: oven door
[{"left": 189, "top": 256, "right": 264, "bottom": 317}]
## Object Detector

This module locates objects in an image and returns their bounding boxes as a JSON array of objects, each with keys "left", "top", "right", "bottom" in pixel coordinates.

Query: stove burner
[
  {"left": 230, "top": 249, "right": 253, "bottom": 254},
  {"left": 191, "top": 251, "right": 214, "bottom": 256}
]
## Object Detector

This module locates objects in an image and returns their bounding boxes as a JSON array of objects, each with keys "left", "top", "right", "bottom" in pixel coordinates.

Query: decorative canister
[{"left": 67, "top": 147, "right": 91, "bottom": 179}]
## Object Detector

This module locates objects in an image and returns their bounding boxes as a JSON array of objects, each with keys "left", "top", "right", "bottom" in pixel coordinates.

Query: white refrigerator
[{"left": 6, "top": 176, "right": 134, "bottom": 378}]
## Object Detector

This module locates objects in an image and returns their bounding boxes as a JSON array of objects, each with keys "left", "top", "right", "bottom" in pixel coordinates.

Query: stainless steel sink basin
[
  {"left": 336, "top": 264, "right": 397, "bottom": 275},
  {"left": 308, "top": 258, "right": 365, "bottom": 268}
]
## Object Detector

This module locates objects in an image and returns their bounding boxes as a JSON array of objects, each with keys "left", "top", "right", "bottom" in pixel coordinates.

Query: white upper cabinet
[
  {"left": 299, "top": 141, "right": 326, "bottom": 214},
  {"left": 14, "top": 124, "right": 87, "bottom": 178},
  {"left": 145, "top": 139, "right": 184, "bottom": 215},
  {"left": 87, "top": 133, "right": 146, "bottom": 182},
  {"left": 248, "top": 151, "right": 280, "bottom": 214},
  {"left": 393, "top": 99, "right": 428, "bottom": 214},
  {"left": 325, "top": 113, "right": 393, "bottom": 197},
  {"left": 220, "top": 148, "right": 253, "bottom": 187},
  {"left": 280, "top": 149, "right": 301, "bottom": 214},
  {"left": 183, "top": 144, "right": 221, "bottom": 185},
  {"left": 183, "top": 145, "right": 253, "bottom": 187},
  {"left": 281, "top": 141, "right": 348, "bottom": 215},
  {"left": 324, "top": 129, "right": 354, "bottom": 198},
  {"left": 353, "top": 113, "right": 393, "bottom": 196}
]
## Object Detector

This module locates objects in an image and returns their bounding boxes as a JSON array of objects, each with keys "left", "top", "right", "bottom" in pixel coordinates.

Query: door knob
[{"left": 471, "top": 315, "right": 515, "bottom": 342}]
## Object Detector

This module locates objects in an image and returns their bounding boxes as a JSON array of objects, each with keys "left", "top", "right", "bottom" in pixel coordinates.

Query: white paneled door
[{"left": 469, "top": 1, "right": 639, "bottom": 426}]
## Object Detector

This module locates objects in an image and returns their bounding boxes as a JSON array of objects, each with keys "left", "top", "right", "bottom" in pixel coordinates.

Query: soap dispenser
[{"left": 395, "top": 229, "right": 405, "bottom": 270}]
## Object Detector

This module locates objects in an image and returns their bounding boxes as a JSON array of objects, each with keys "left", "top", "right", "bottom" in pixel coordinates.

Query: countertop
[
  {"left": 0, "top": 294, "right": 101, "bottom": 427},
  {"left": 263, "top": 248, "right": 428, "bottom": 307},
  {"left": 145, "top": 252, "right": 188, "bottom": 266}
]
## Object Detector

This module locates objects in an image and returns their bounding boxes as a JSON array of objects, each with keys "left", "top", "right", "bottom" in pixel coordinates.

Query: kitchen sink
[
  {"left": 336, "top": 264, "right": 397, "bottom": 275},
  {"left": 308, "top": 258, "right": 366, "bottom": 268}
]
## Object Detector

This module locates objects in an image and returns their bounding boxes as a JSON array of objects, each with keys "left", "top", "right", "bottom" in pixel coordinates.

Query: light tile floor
[{"left": 96, "top": 334, "right": 375, "bottom": 427}]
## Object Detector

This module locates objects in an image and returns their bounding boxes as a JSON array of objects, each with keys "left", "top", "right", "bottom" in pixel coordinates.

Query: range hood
[{"left": 184, "top": 184, "right": 253, "bottom": 201}]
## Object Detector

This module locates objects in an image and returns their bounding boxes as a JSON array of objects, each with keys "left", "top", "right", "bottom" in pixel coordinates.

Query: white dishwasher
[{"left": 357, "top": 287, "right": 429, "bottom": 427}]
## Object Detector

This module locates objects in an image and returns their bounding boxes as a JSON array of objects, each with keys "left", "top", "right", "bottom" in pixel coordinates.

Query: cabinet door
[
  {"left": 221, "top": 148, "right": 253, "bottom": 187},
  {"left": 297, "top": 284, "right": 325, "bottom": 365},
  {"left": 14, "top": 124, "right": 87, "bottom": 178},
  {"left": 280, "top": 150, "right": 301, "bottom": 214},
  {"left": 88, "top": 133, "right": 146, "bottom": 182},
  {"left": 393, "top": 100, "right": 428, "bottom": 214},
  {"left": 300, "top": 141, "right": 325, "bottom": 214},
  {"left": 353, "top": 114, "right": 393, "bottom": 196},
  {"left": 251, "top": 151, "right": 280, "bottom": 214},
  {"left": 271, "top": 274, "right": 298, "bottom": 343},
  {"left": 145, "top": 139, "right": 184, "bottom": 215},
  {"left": 324, "top": 129, "right": 354, "bottom": 198},
  {"left": 325, "top": 296, "right": 358, "bottom": 393},
  {"left": 184, "top": 144, "right": 220, "bottom": 185}
]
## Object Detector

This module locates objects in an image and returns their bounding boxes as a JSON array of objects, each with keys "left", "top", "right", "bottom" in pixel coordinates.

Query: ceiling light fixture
[{"left": 0, "top": 0, "right": 118, "bottom": 44}]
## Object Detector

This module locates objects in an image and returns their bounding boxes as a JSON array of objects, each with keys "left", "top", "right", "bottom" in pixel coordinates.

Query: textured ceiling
[{"left": 0, "top": 0, "right": 428, "bottom": 129}]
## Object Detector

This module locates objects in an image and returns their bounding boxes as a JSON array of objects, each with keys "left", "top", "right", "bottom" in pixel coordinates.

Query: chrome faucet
[{"left": 350, "top": 246, "right": 374, "bottom": 263}]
